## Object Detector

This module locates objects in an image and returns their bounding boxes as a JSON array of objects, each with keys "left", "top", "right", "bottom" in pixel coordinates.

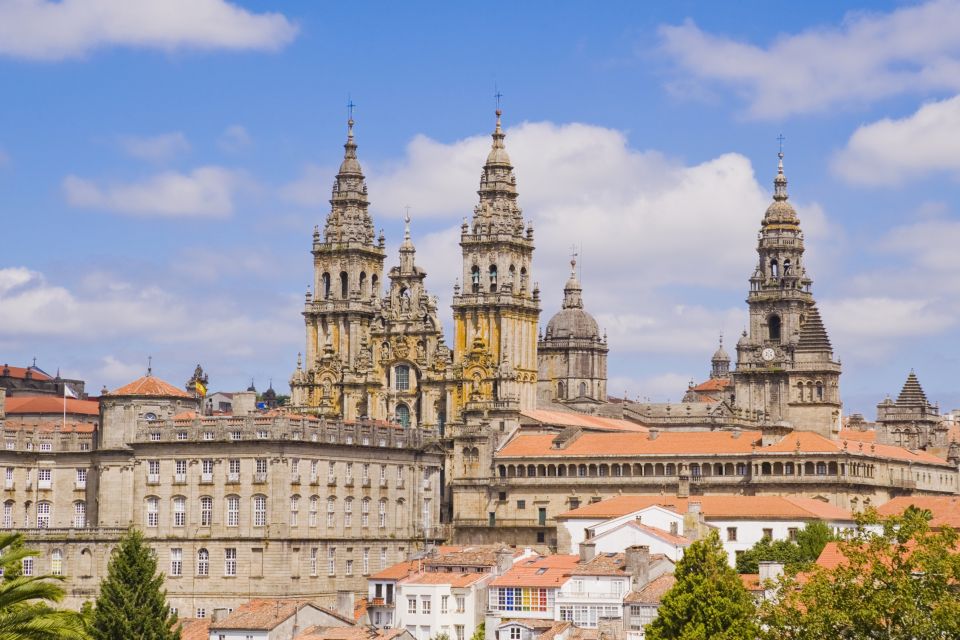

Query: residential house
[{"left": 206, "top": 599, "right": 353, "bottom": 640}]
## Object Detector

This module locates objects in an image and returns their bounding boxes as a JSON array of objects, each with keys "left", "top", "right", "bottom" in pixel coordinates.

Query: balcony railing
[
  {"left": 327, "top": 477, "right": 337, "bottom": 486},
  {"left": 227, "top": 472, "right": 240, "bottom": 483},
  {"left": 200, "top": 473, "right": 213, "bottom": 484},
  {"left": 253, "top": 472, "right": 267, "bottom": 484},
  {"left": 173, "top": 474, "right": 187, "bottom": 484},
  {"left": 362, "top": 478, "right": 371, "bottom": 488},
  {"left": 291, "top": 474, "right": 301, "bottom": 485},
  {"left": 74, "top": 481, "right": 86, "bottom": 490}
]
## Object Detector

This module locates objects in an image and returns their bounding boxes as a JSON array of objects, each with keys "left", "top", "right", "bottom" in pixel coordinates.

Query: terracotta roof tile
[
  {"left": 624, "top": 574, "right": 675, "bottom": 604},
  {"left": 739, "top": 573, "right": 762, "bottom": 591},
  {"left": 176, "top": 618, "right": 211, "bottom": 640},
  {"left": 403, "top": 572, "right": 488, "bottom": 587},
  {"left": 107, "top": 375, "right": 192, "bottom": 398},
  {"left": 520, "top": 409, "right": 648, "bottom": 432},
  {"left": 3, "top": 419, "right": 95, "bottom": 433},
  {"left": 690, "top": 378, "right": 732, "bottom": 393},
  {"left": 877, "top": 495, "right": 960, "bottom": 528},
  {"left": 497, "top": 430, "right": 761, "bottom": 458},
  {"left": 765, "top": 431, "right": 951, "bottom": 466},
  {"left": 0, "top": 365, "right": 52, "bottom": 381},
  {"left": 296, "top": 627, "right": 408, "bottom": 640},
  {"left": 4, "top": 396, "right": 99, "bottom": 416},
  {"left": 210, "top": 599, "right": 342, "bottom": 631},
  {"left": 837, "top": 429, "right": 876, "bottom": 443},
  {"left": 558, "top": 494, "right": 852, "bottom": 521},
  {"left": 491, "top": 555, "right": 580, "bottom": 588}
]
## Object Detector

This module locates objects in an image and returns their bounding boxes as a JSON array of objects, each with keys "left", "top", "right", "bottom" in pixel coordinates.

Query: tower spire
[{"left": 323, "top": 110, "right": 375, "bottom": 245}]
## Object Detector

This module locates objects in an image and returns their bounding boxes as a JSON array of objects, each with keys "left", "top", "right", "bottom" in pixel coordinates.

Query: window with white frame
[
  {"left": 200, "top": 496, "right": 213, "bottom": 527},
  {"left": 37, "top": 468, "right": 51, "bottom": 489},
  {"left": 75, "top": 468, "right": 86, "bottom": 488},
  {"left": 253, "top": 495, "right": 267, "bottom": 527},
  {"left": 309, "top": 496, "right": 319, "bottom": 526},
  {"left": 421, "top": 596, "right": 431, "bottom": 614},
  {"left": 380, "top": 547, "right": 387, "bottom": 570},
  {"left": 175, "top": 459, "right": 187, "bottom": 482},
  {"left": 50, "top": 549, "right": 63, "bottom": 576},
  {"left": 327, "top": 547, "right": 336, "bottom": 576},
  {"left": 146, "top": 497, "right": 159, "bottom": 527},
  {"left": 362, "top": 547, "right": 369, "bottom": 574},
  {"left": 361, "top": 498, "right": 370, "bottom": 527},
  {"left": 455, "top": 625, "right": 465, "bottom": 640},
  {"left": 176, "top": 431, "right": 188, "bottom": 441},
  {"left": 228, "top": 459, "right": 240, "bottom": 482},
  {"left": 379, "top": 499, "right": 387, "bottom": 528},
  {"left": 310, "top": 547, "right": 318, "bottom": 576},
  {"left": 226, "top": 496, "right": 239, "bottom": 527},
  {"left": 346, "top": 558, "right": 354, "bottom": 575},
  {"left": 327, "top": 497, "right": 336, "bottom": 528},
  {"left": 172, "top": 496, "right": 186, "bottom": 527},
  {"left": 441, "top": 595, "right": 448, "bottom": 614},
  {"left": 344, "top": 498, "right": 353, "bottom": 527},
  {"left": 201, "top": 459, "right": 214, "bottom": 482},
  {"left": 395, "top": 365, "right": 410, "bottom": 391},
  {"left": 224, "top": 548, "right": 237, "bottom": 576},
  {"left": 290, "top": 495, "right": 300, "bottom": 526},
  {"left": 4, "top": 468, "right": 12, "bottom": 489},
  {"left": 197, "top": 549, "right": 209, "bottom": 576},
  {"left": 37, "top": 500, "right": 50, "bottom": 528},
  {"left": 407, "top": 597, "right": 416, "bottom": 614},
  {"left": 170, "top": 548, "right": 182, "bottom": 577},
  {"left": 74, "top": 501, "right": 86, "bottom": 528},
  {"left": 456, "top": 595, "right": 465, "bottom": 613},
  {"left": 21, "top": 557, "right": 33, "bottom": 577},
  {"left": 148, "top": 460, "right": 160, "bottom": 482},
  {"left": 3, "top": 502, "right": 12, "bottom": 528}
]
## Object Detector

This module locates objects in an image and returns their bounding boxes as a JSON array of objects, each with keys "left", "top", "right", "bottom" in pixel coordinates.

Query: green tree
[
  {"left": 736, "top": 520, "right": 834, "bottom": 574},
  {"left": 759, "top": 507, "right": 960, "bottom": 640},
  {"left": 469, "top": 623, "right": 484, "bottom": 640},
  {"left": 0, "top": 532, "right": 89, "bottom": 640},
  {"left": 646, "top": 531, "right": 757, "bottom": 640},
  {"left": 90, "top": 529, "right": 180, "bottom": 640}
]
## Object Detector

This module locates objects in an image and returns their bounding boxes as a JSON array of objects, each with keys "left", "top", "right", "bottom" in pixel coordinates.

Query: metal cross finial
[
  {"left": 347, "top": 96, "right": 356, "bottom": 122},
  {"left": 147, "top": 355, "right": 152, "bottom": 376},
  {"left": 494, "top": 85, "right": 503, "bottom": 111},
  {"left": 777, "top": 133, "right": 785, "bottom": 155}
]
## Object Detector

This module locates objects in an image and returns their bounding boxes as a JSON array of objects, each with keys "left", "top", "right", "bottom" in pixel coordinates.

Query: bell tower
[
  {"left": 733, "top": 151, "right": 841, "bottom": 437},
  {"left": 290, "top": 116, "right": 386, "bottom": 418},
  {"left": 451, "top": 110, "right": 540, "bottom": 418}
]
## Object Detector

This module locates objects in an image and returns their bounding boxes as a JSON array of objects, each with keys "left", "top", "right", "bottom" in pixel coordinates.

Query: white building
[
  {"left": 398, "top": 571, "right": 489, "bottom": 640},
  {"left": 556, "top": 494, "right": 854, "bottom": 565}
]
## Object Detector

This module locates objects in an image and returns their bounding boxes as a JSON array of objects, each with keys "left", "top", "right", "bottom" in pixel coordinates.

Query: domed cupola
[{"left": 544, "top": 257, "right": 601, "bottom": 341}]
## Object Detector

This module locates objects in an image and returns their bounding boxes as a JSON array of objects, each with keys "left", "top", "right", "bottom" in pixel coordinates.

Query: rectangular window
[
  {"left": 421, "top": 597, "right": 431, "bottom": 614},
  {"left": 173, "top": 498, "right": 185, "bottom": 527},
  {"left": 346, "top": 559, "right": 354, "bottom": 576},
  {"left": 381, "top": 547, "right": 388, "bottom": 570},
  {"left": 147, "top": 498, "right": 159, "bottom": 527},
  {"left": 328, "top": 547, "right": 336, "bottom": 576},
  {"left": 441, "top": 595, "right": 449, "bottom": 614},
  {"left": 727, "top": 527, "right": 738, "bottom": 542},
  {"left": 517, "top": 500, "right": 526, "bottom": 510},
  {"left": 4, "top": 441, "right": 13, "bottom": 451},
  {"left": 346, "top": 462, "right": 354, "bottom": 480},
  {"left": 202, "top": 431, "right": 214, "bottom": 441},
  {"left": 170, "top": 549, "right": 182, "bottom": 577},
  {"left": 455, "top": 626, "right": 465, "bottom": 640},
  {"left": 22, "top": 557, "right": 33, "bottom": 577},
  {"left": 150, "top": 432, "right": 161, "bottom": 441},
  {"left": 456, "top": 595, "right": 465, "bottom": 613},
  {"left": 253, "top": 496, "right": 267, "bottom": 527},
  {"left": 50, "top": 550, "right": 63, "bottom": 576},
  {"left": 36, "top": 501, "right": 50, "bottom": 528},
  {"left": 3, "top": 502, "right": 11, "bottom": 528},
  {"left": 200, "top": 497, "right": 212, "bottom": 527},
  {"left": 227, "top": 496, "right": 239, "bottom": 527},
  {"left": 788, "top": 527, "right": 799, "bottom": 541},
  {"left": 310, "top": 548, "right": 318, "bottom": 576},
  {"left": 255, "top": 458, "right": 267, "bottom": 474},
  {"left": 362, "top": 548, "right": 369, "bottom": 574},
  {"left": 224, "top": 548, "right": 237, "bottom": 577},
  {"left": 231, "top": 431, "right": 242, "bottom": 441},
  {"left": 38, "top": 468, "right": 51, "bottom": 489},
  {"left": 328, "top": 461, "right": 336, "bottom": 481},
  {"left": 4, "top": 468, "right": 12, "bottom": 489},
  {"left": 197, "top": 550, "right": 209, "bottom": 576},
  {"left": 407, "top": 597, "right": 416, "bottom": 614},
  {"left": 75, "top": 468, "right": 87, "bottom": 488},
  {"left": 395, "top": 366, "right": 410, "bottom": 391},
  {"left": 228, "top": 459, "right": 240, "bottom": 482},
  {"left": 762, "top": 528, "right": 774, "bottom": 540},
  {"left": 176, "top": 431, "right": 188, "bottom": 441},
  {"left": 148, "top": 460, "right": 160, "bottom": 483},
  {"left": 196, "top": 608, "right": 205, "bottom": 619},
  {"left": 39, "top": 441, "right": 52, "bottom": 451},
  {"left": 201, "top": 459, "right": 214, "bottom": 482}
]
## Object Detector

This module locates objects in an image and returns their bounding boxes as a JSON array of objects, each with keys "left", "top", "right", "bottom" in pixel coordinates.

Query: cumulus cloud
[
  {"left": 833, "top": 95, "right": 960, "bottom": 185},
  {"left": 218, "top": 125, "right": 252, "bottom": 153},
  {"left": 63, "top": 166, "right": 247, "bottom": 217},
  {"left": 659, "top": 0, "right": 960, "bottom": 118},
  {"left": 819, "top": 297, "right": 954, "bottom": 359},
  {"left": 0, "top": 0, "right": 298, "bottom": 61},
  {"left": 279, "top": 163, "right": 333, "bottom": 207},
  {"left": 118, "top": 132, "right": 190, "bottom": 162}
]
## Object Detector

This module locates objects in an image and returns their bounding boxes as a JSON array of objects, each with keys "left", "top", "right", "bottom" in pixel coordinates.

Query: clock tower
[{"left": 733, "top": 151, "right": 841, "bottom": 438}]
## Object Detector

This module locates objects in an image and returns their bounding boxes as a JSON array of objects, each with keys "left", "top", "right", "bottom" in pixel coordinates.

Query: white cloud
[
  {"left": 95, "top": 355, "right": 146, "bottom": 387},
  {"left": 833, "top": 95, "right": 960, "bottom": 185},
  {"left": 279, "top": 163, "right": 333, "bottom": 207},
  {"left": 63, "top": 166, "right": 246, "bottom": 217},
  {"left": 118, "top": 132, "right": 190, "bottom": 162},
  {"left": 819, "top": 297, "right": 954, "bottom": 356},
  {"left": 0, "top": 0, "right": 298, "bottom": 61},
  {"left": 659, "top": 0, "right": 960, "bottom": 118},
  {"left": 218, "top": 125, "right": 252, "bottom": 153}
]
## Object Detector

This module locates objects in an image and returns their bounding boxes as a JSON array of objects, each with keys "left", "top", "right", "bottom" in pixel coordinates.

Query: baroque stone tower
[
  {"left": 450, "top": 110, "right": 541, "bottom": 418},
  {"left": 290, "top": 117, "right": 387, "bottom": 418},
  {"left": 537, "top": 256, "right": 608, "bottom": 406},
  {"left": 733, "top": 152, "right": 841, "bottom": 437}
]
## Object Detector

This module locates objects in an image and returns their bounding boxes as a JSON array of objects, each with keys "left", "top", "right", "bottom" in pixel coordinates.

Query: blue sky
[{"left": 1, "top": 0, "right": 959, "bottom": 416}]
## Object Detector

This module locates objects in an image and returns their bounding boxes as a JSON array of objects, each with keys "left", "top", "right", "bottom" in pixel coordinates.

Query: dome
[
  {"left": 712, "top": 344, "right": 730, "bottom": 363},
  {"left": 545, "top": 307, "right": 601, "bottom": 341}
]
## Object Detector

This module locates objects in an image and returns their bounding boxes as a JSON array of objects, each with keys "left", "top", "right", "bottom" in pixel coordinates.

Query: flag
[
  {"left": 195, "top": 380, "right": 207, "bottom": 396},
  {"left": 63, "top": 385, "right": 77, "bottom": 399}
]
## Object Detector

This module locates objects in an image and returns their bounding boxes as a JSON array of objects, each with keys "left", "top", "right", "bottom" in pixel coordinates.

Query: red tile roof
[
  {"left": 521, "top": 409, "right": 648, "bottom": 433},
  {"left": 210, "top": 599, "right": 343, "bottom": 631},
  {"left": 765, "top": 430, "right": 951, "bottom": 466},
  {"left": 0, "top": 365, "right": 51, "bottom": 381},
  {"left": 107, "top": 375, "right": 192, "bottom": 398},
  {"left": 176, "top": 618, "right": 211, "bottom": 640},
  {"left": 837, "top": 429, "right": 876, "bottom": 443},
  {"left": 558, "top": 494, "right": 852, "bottom": 521},
  {"left": 877, "top": 495, "right": 960, "bottom": 528},
  {"left": 497, "top": 430, "right": 761, "bottom": 458},
  {"left": 4, "top": 396, "right": 99, "bottom": 416},
  {"left": 296, "top": 627, "right": 408, "bottom": 640},
  {"left": 2, "top": 420, "right": 95, "bottom": 433},
  {"left": 624, "top": 574, "right": 675, "bottom": 604},
  {"left": 403, "top": 572, "right": 488, "bottom": 587},
  {"left": 491, "top": 555, "right": 580, "bottom": 588},
  {"left": 690, "top": 378, "right": 732, "bottom": 393}
]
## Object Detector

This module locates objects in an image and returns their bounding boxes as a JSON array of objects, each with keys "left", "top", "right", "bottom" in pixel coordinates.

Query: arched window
[
  {"left": 196, "top": 548, "right": 209, "bottom": 576},
  {"left": 2, "top": 501, "right": 12, "bottom": 528},
  {"left": 395, "top": 365, "right": 410, "bottom": 391},
  {"left": 80, "top": 548, "right": 93, "bottom": 576},
  {"left": 579, "top": 381, "right": 587, "bottom": 397},
  {"left": 783, "top": 259, "right": 791, "bottom": 276},
  {"left": 489, "top": 265, "right": 498, "bottom": 292},
  {"left": 816, "top": 382, "right": 824, "bottom": 401},
  {"left": 309, "top": 496, "right": 319, "bottom": 527},
  {"left": 768, "top": 315, "right": 781, "bottom": 341},
  {"left": 361, "top": 498, "right": 370, "bottom": 527},
  {"left": 816, "top": 462, "right": 827, "bottom": 475},
  {"left": 520, "top": 266, "right": 527, "bottom": 288},
  {"left": 557, "top": 381, "right": 565, "bottom": 399},
  {"left": 371, "top": 274, "right": 379, "bottom": 297},
  {"left": 770, "top": 259, "right": 779, "bottom": 278},
  {"left": 290, "top": 495, "right": 300, "bottom": 527},
  {"left": 226, "top": 495, "right": 240, "bottom": 527},
  {"left": 252, "top": 495, "right": 267, "bottom": 527},
  {"left": 326, "top": 497, "right": 336, "bottom": 528},
  {"left": 50, "top": 549, "right": 63, "bottom": 576},
  {"left": 359, "top": 272, "right": 367, "bottom": 298},
  {"left": 73, "top": 501, "right": 86, "bottom": 529},
  {"left": 396, "top": 499, "right": 405, "bottom": 530},
  {"left": 396, "top": 403, "right": 410, "bottom": 428},
  {"left": 508, "top": 264, "right": 516, "bottom": 286},
  {"left": 199, "top": 496, "right": 212, "bottom": 527},
  {"left": 321, "top": 272, "right": 331, "bottom": 299},
  {"left": 471, "top": 266, "right": 480, "bottom": 293},
  {"left": 145, "top": 497, "right": 159, "bottom": 528},
  {"left": 344, "top": 498, "right": 354, "bottom": 527},
  {"left": 340, "top": 271, "right": 348, "bottom": 299},
  {"left": 172, "top": 496, "right": 186, "bottom": 527}
]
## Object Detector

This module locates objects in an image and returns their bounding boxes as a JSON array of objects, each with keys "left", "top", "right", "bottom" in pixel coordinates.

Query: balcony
[
  {"left": 379, "top": 479, "right": 388, "bottom": 488},
  {"left": 4, "top": 482, "right": 13, "bottom": 491},
  {"left": 327, "top": 477, "right": 337, "bottom": 487},
  {"left": 74, "top": 481, "right": 86, "bottom": 491},
  {"left": 173, "top": 474, "right": 187, "bottom": 484},
  {"left": 38, "top": 480, "right": 52, "bottom": 490},
  {"left": 200, "top": 473, "right": 213, "bottom": 484},
  {"left": 345, "top": 478, "right": 355, "bottom": 487},
  {"left": 310, "top": 476, "right": 320, "bottom": 485},
  {"left": 227, "top": 472, "right": 240, "bottom": 483},
  {"left": 559, "top": 590, "right": 626, "bottom": 602},
  {"left": 147, "top": 473, "right": 160, "bottom": 485},
  {"left": 253, "top": 472, "right": 267, "bottom": 484},
  {"left": 397, "top": 480, "right": 405, "bottom": 490},
  {"left": 291, "top": 474, "right": 301, "bottom": 485},
  {"left": 362, "top": 478, "right": 371, "bottom": 488}
]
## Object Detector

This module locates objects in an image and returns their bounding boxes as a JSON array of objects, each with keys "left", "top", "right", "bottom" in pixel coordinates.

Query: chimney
[
  {"left": 677, "top": 474, "right": 689, "bottom": 498},
  {"left": 683, "top": 501, "right": 703, "bottom": 541},
  {"left": 336, "top": 590, "right": 355, "bottom": 619},
  {"left": 579, "top": 541, "right": 596, "bottom": 563},
  {"left": 624, "top": 545, "right": 650, "bottom": 590},
  {"left": 648, "top": 429, "right": 659, "bottom": 441},
  {"left": 495, "top": 548, "right": 514, "bottom": 575},
  {"left": 758, "top": 561, "right": 784, "bottom": 584}
]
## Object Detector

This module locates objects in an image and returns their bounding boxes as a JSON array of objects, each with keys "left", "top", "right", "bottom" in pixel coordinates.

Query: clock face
[{"left": 761, "top": 348, "right": 776, "bottom": 362}]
